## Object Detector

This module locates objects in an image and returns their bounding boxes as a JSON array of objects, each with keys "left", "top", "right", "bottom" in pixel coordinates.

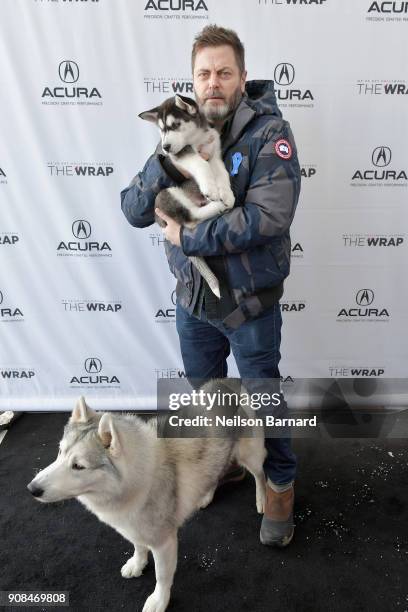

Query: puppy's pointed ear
[
  {"left": 98, "top": 413, "right": 121, "bottom": 457},
  {"left": 138, "top": 107, "right": 160, "bottom": 123},
  {"left": 175, "top": 95, "right": 197, "bottom": 116},
  {"left": 70, "top": 396, "right": 97, "bottom": 423}
]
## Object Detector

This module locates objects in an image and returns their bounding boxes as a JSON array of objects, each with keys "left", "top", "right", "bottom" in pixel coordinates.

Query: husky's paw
[
  {"left": 256, "top": 495, "right": 265, "bottom": 514},
  {"left": 256, "top": 486, "right": 266, "bottom": 514},
  {"left": 219, "top": 187, "right": 235, "bottom": 209},
  {"left": 198, "top": 488, "right": 216, "bottom": 509},
  {"left": 142, "top": 589, "right": 170, "bottom": 612},
  {"left": 202, "top": 183, "right": 220, "bottom": 202},
  {"left": 121, "top": 556, "right": 147, "bottom": 578}
]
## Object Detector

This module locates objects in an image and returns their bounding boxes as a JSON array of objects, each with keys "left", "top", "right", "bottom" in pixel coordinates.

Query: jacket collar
[
  {"left": 221, "top": 95, "right": 256, "bottom": 154},
  {"left": 221, "top": 80, "right": 281, "bottom": 154}
]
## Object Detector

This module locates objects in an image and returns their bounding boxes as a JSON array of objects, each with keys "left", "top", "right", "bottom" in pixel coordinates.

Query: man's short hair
[{"left": 191, "top": 25, "right": 245, "bottom": 75}]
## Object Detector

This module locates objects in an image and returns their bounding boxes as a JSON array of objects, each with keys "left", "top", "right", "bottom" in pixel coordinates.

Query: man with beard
[{"left": 121, "top": 25, "right": 301, "bottom": 547}]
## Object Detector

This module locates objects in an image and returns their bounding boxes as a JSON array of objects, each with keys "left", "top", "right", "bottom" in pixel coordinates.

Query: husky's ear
[
  {"left": 175, "top": 95, "right": 197, "bottom": 116},
  {"left": 70, "top": 396, "right": 97, "bottom": 423},
  {"left": 138, "top": 107, "right": 160, "bottom": 123},
  {"left": 98, "top": 413, "right": 121, "bottom": 457}
]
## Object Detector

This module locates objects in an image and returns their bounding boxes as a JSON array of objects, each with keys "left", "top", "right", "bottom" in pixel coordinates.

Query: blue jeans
[{"left": 176, "top": 301, "right": 297, "bottom": 485}]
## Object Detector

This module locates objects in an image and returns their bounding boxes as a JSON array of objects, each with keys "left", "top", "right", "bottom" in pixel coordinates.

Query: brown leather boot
[{"left": 260, "top": 481, "right": 295, "bottom": 547}]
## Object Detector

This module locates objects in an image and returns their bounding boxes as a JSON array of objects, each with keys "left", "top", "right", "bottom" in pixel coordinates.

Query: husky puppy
[
  {"left": 139, "top": 95, "right": 235, "bottom": 298},
  {"left": 27, "top": 394, "right": 266, "bottom": 612}
]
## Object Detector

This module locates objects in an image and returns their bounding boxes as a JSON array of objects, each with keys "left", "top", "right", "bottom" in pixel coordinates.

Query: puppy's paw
[
  {"left": 142, "top": 590, "right": 169, "bottom": 612},
  {"left": 121, "top": 555, "right": 147, "bottom": 578},
  {"left": 202, "top": 183, "right": 220, "bottom": 202},
  {"left": 219, "top": 187, "right": 235, "bottom": 209}
]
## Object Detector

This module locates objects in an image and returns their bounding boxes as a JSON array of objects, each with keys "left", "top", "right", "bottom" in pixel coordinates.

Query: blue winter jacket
[{"left": 121, "top": 80, "right": 301, "bottom": 328}]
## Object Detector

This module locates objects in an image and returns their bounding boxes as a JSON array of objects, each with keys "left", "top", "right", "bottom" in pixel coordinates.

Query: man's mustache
[{"left": 205, "top": 92, "right": 225, "bottom": 100}]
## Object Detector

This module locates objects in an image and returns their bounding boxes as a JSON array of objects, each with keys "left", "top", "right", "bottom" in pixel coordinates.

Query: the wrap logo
[
  {"left": 149, "top": 233, "right": 165, "bottom": 247},
  {"left": 42, "top": 61, "right": 102, "bottom": 105},
  {"left": 0, "top": 233, "right": 19, "bottom": 246},
  {"left": 48, "top": 161, "right": 114, "bottom": 177},
  {"left": 155, "top": 367, "right": 186, "bottom": 378},
  {"left": 0, "top": 290, "right": 24, "bottom": 321},
  {"left": 329, "top": 366, "right": 385, "bottom": 377},
  {"left": 144, "top": 77, "right": 193, "bottom": 95},
  {"left": 342, "top": 233, "right": 404, "bottom": 248},
  {"left": 70, "top": 358, "right": 120, "bottom": 387},
  {"left": 62, "top": 299, "right": 122, "bottom": 313},
  {"left": 1, "top": 368, "right": 35, "bottom": 380},
  {"left": 273, "top": 62, "right": 314, "bottom": 108},
  {"left": 301, "top": 164, "right": 317, "bottom": 178},
  {"left": 280, "top": 300, "right": 306, "bottom": 312},
  {"left": 351, "top": 147, "right": 407, "bottom": 186},
  {"left": 337, "top": 289, "right": 390, "bottom": 321},
  {"left": 357, "top": 79, "right": 408, "bottom": 96},
  {"left": 57, "top": 220, "right": 112, "bottom": 258}
]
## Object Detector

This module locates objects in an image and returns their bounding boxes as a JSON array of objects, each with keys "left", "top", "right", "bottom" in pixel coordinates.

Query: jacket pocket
[
  {"left": 268, "top": 235, "right": 291, "bottom": 277},
  {"left": 226, "top": 246, "right": 284, "bottom": 294}
]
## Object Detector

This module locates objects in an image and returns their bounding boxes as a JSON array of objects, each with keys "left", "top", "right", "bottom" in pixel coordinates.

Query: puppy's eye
[{"left": 72, "top": 463, "right": 85, "bottom": 471}]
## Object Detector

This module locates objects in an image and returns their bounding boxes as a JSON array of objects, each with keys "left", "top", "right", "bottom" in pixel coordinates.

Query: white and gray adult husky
[
  {"left": 27, "top": 394, "right": 266, "bottom": 612},
  {"left": 139, "top": 94, "right": 235, "bottom": 298}
]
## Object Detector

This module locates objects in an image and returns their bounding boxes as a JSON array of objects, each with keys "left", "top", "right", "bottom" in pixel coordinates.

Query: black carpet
[{"left": 0, "top": 413, "right": 407, "bottom": 612}]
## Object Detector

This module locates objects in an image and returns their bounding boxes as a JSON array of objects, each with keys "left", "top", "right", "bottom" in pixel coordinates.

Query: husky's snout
[{"left": 27, "top": 481, "right": 44, "bottom": 498}]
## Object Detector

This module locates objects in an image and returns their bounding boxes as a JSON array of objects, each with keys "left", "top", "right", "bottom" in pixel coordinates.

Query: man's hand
[{"left": 155, "top": 209, "right": 181, "bottom": 246}]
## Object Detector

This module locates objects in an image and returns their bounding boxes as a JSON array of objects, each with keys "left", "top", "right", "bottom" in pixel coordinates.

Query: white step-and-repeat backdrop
[{"left": 1, "top": 0, "right": 407, "bottom": 409}]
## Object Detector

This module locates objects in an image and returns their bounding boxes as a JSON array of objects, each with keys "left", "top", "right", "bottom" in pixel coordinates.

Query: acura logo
[
  {"left": 85, "top": 358, "right": 102, "bottom": 373},
  {"left": 372, "top": 147, "right": 391, "bottom": 168},
  {"left": 72, "top": 220, "right": 91, "bottom": 239},
  {"left": 59, "top": 61, "right": 79, "bottom": 84},
  {"left": 356, "top": 289, "right": 374, "bottom": 306},
  {"left": 171, "top": 290, "right": 177, "bottom": 306},
  {"left": 274, "top": 63, "right": 295, "bottom": 86}
]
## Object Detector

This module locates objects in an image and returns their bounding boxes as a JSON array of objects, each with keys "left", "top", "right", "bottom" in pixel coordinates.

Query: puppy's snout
[
  {"left": 162, "top": 144, "right": 171, "bottom": 153},
  {"left": 27, "top": 482, "right": 44, "bottom": 498}
]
